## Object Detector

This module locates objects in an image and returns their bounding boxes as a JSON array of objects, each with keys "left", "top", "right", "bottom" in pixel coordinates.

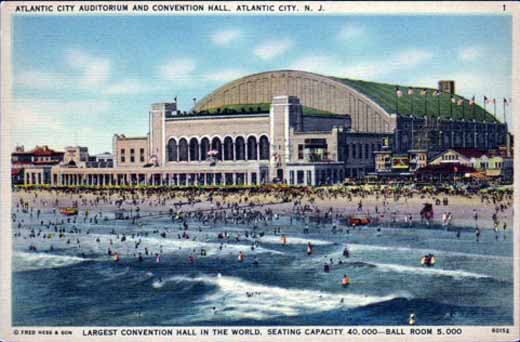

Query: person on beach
[{"left": 475, "top": 227, "right": 481, "bottom": 242}]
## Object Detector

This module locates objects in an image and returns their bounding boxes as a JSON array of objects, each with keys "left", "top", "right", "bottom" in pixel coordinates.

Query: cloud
[
  {"left": 159, "top": 58, "right": 197, "bottom": 81},
  {"left": 64, "top": 48, "right": 111, "bottom": 87},
  {"left": 290, "top": 55, "right": 339, "bottom": 76},
  {"left": 458, "top": 47, "right": 483, "bottom": 62},
  {"left": 254, "top": 39, "right": 293, "bottom": 60},
  {"left": 337, "top": 23, "right": 366, "bottom": 41},
  {"left": 290, "top": 48, "right": 433, "bottom": 79},
  {"left": 203, "top": 69, "right": 249, "bottom": 83},
  {"left": 14, "top": 70, "right": 73, "bottom": 90},
  {"left": 210, "top": 29, "right": 242, "bottom": 46},
  {"left": 103, "top": 79, "right": 157, "bottom": 95},
  {"left": 8, "top": 98, "right": 113, "bottom": 153}
]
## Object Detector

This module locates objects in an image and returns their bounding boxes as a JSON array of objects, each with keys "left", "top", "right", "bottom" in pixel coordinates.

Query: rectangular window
[
  {"left": 140, "top": 148, "right": 145, "bottom": 162},
  {"left": 306, "top": 171, "right": 312, "bottom": 185},
  {"left": 289, "top": 171, "right": 295, "bottom": 185},
  {"left": 130, "top": 148, "right": 135, "bottom": 163},
  {"left": 352, "top": 144, "right": 357, "bottom": 159},
  {"left": 345, "top": 144, "right": 350, "bottom": 160},
  {"left": 297, "top": 170, "right": 305, "bottom": 184},
  {"left": 120, "top": 149, "right": 125, "bottom": 163},
  {"left": 298, "top": 144, "right": 304, "bottom": 160},
  {"left": 365, "top": 144, "right": 369, "bottom": 160}
]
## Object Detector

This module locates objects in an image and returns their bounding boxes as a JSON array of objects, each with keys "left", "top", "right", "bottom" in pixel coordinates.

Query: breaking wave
[
  {"left": 374, "top": 262, "right": 492, "bottom": 280},
  {"left": 13, "top": 252, "right": 89, "bottom": 272},
  {"left": 161, "top": 274, "right": 412, "bottom": 322}
]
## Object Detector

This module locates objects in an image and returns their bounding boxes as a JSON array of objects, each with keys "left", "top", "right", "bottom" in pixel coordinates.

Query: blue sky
[{"left": 10, "top": 15, "right": 512, "bottom": 154}]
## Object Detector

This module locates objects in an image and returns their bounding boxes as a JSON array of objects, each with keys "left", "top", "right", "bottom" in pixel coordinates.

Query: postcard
[{"left": 1, "top": 1, "right": 518, "bottom": 341}]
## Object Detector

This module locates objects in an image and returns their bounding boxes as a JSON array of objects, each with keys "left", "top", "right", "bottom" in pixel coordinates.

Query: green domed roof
[{"left": 334, "top": 77, "right": 499, "bottom": 123}]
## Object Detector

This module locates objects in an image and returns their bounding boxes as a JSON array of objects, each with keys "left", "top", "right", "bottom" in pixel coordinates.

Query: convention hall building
[{"left": 29, "top": 70, "right": 508, "bottom": 186}]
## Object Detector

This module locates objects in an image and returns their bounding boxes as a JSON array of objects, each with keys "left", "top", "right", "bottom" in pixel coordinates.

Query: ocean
[{"left": 12, "top": 213, "right": 514, "bottom": 326}]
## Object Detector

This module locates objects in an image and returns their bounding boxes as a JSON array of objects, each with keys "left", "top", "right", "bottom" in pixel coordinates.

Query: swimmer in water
[{"left": 409, "top": 313, "right": 416, "bottom": 325}]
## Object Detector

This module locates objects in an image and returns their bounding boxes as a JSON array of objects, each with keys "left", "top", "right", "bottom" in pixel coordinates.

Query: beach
[
  {"left": 11, "top": 185, "right": 513, "bottom": 230},
  {"left": 10, "top": 185, "right": 514, "bottom": 326}
]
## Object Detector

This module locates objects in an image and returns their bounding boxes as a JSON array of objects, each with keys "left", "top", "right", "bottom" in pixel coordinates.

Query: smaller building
[
  {"left": 112, "top": 134, "right": 149, "bottom": 168},
  {"left": 431, "top": 148, "right": 513, "bottom": 183},
  {"left": 63, "top": 146, "right": 89, "bottom": 167},
  {"left": 11, "top": 145, "right": 64, "bottom": 185},
  {"left": 415, "top": 163, "right": 475, "bottom": 182},
  {"left": 373, "top": 147, "right": 427, "bottom": 179},
  {"left": 87, "top": 152, "right": 114, "bottom": 168},
  {"left": 429, "top": 148, "right": 486, "bottom": 167}
]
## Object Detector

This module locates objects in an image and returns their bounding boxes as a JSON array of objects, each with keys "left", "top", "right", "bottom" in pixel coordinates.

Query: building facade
[
  {"left": 11, "top": 145, "right": 64, "bottom": 185},
  {"left": 15, "top": 69, "right": 511, "bottom": 187},
  {"left": 50, "top": 96, "right": 353, "bottom": 186}
]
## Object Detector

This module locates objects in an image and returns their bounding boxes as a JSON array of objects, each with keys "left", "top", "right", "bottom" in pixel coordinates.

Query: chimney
[{"left": 438, "top": 80, "right": 455, "bottom": 95}]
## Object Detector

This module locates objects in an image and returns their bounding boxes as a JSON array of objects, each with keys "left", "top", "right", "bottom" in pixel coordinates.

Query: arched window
[
  {"left": 247, "top": 136, "right": 258, "bottom": 160},
  {"left": 224, "top": 137, "right": 234, "bottom": 161},
  {"left": 189, "top": 138, "right": 199, "bottom": 161},
  {"left": 200, "top": 138, "right": 210, "bottom": 160},
  {"left": 259, "top": 135, "right": 270, "bottom": 160},
  {"left": 211, "top": 137, "right": 222, "bottom": 160},
  {"left": 167, "top": 138, "right": 177, "bottom": 161},
  {"left": 443, "top": 133, "right": 450, "bottom": 147},
  {"left": 235, "top": 136, "right": 245, "bottom": 160},
  {"left": 179, "top": 138, "right": 189, "bottom": 161}
]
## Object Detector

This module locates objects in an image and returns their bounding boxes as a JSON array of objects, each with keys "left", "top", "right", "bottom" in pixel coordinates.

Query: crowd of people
[{"left": 12, "top": 183, "right": 513, "bottom": 313}]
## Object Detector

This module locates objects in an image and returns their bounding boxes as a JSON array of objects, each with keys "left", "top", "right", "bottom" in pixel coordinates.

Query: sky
[{"left": 9, "top": 14, "right": 512, "bottom": 154}]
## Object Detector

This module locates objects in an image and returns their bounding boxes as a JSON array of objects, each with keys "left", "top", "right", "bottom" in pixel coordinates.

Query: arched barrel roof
[{"left": 194, "top": 70, "right": 497, "bottom": 134}]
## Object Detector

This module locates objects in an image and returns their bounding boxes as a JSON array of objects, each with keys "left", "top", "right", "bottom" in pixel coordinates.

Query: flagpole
[
  {"left": 424, "top": 91, "right": 427, "bottom": 117},
  {"left": 395, "top": 87, "right": 399, "bottom": 115},
  {"left": 437, "top": 93, "right": 441, "bottom": 117},
  {"left": 494, "top": 100, "right": 497, "bottom": 119},
  {"left": 411, "top": 89, "right": 414, "bottom": 114},
  {"left": 503, "top": 98, "right": 506, "bottom": 124}
]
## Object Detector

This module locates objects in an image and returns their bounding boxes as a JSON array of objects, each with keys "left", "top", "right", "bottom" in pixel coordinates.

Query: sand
[{"left": 10, "top": 186, "right": 513, "bottom": 230}]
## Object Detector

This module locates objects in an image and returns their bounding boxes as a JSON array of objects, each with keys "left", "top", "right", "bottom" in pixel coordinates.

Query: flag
[
  {"left": 420, "top": 89, "right": 427, "bottom": 96},
  {"left": 457, "top": 99, "right": 464, "bottom": 106},
  {"left": 396, "top": 87, "right": 403, "bottom": 97},
  {"left": 504, "top": 98, "right": 510, "bottom": 106},
  {"left": 492, "top": 98, "right": 496, "bottom": 104},
  {"left": 174, "top": 96, "right": 178, "bottom": 102},
  {"left": 484, "top": 96, "right": 488, "bottom": 103},
  {"left": 469, "top": 96, "right": 475, "bottom": 106},
  {"left": 408, "top": 87, "right": 414, "bottom": 96}
]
